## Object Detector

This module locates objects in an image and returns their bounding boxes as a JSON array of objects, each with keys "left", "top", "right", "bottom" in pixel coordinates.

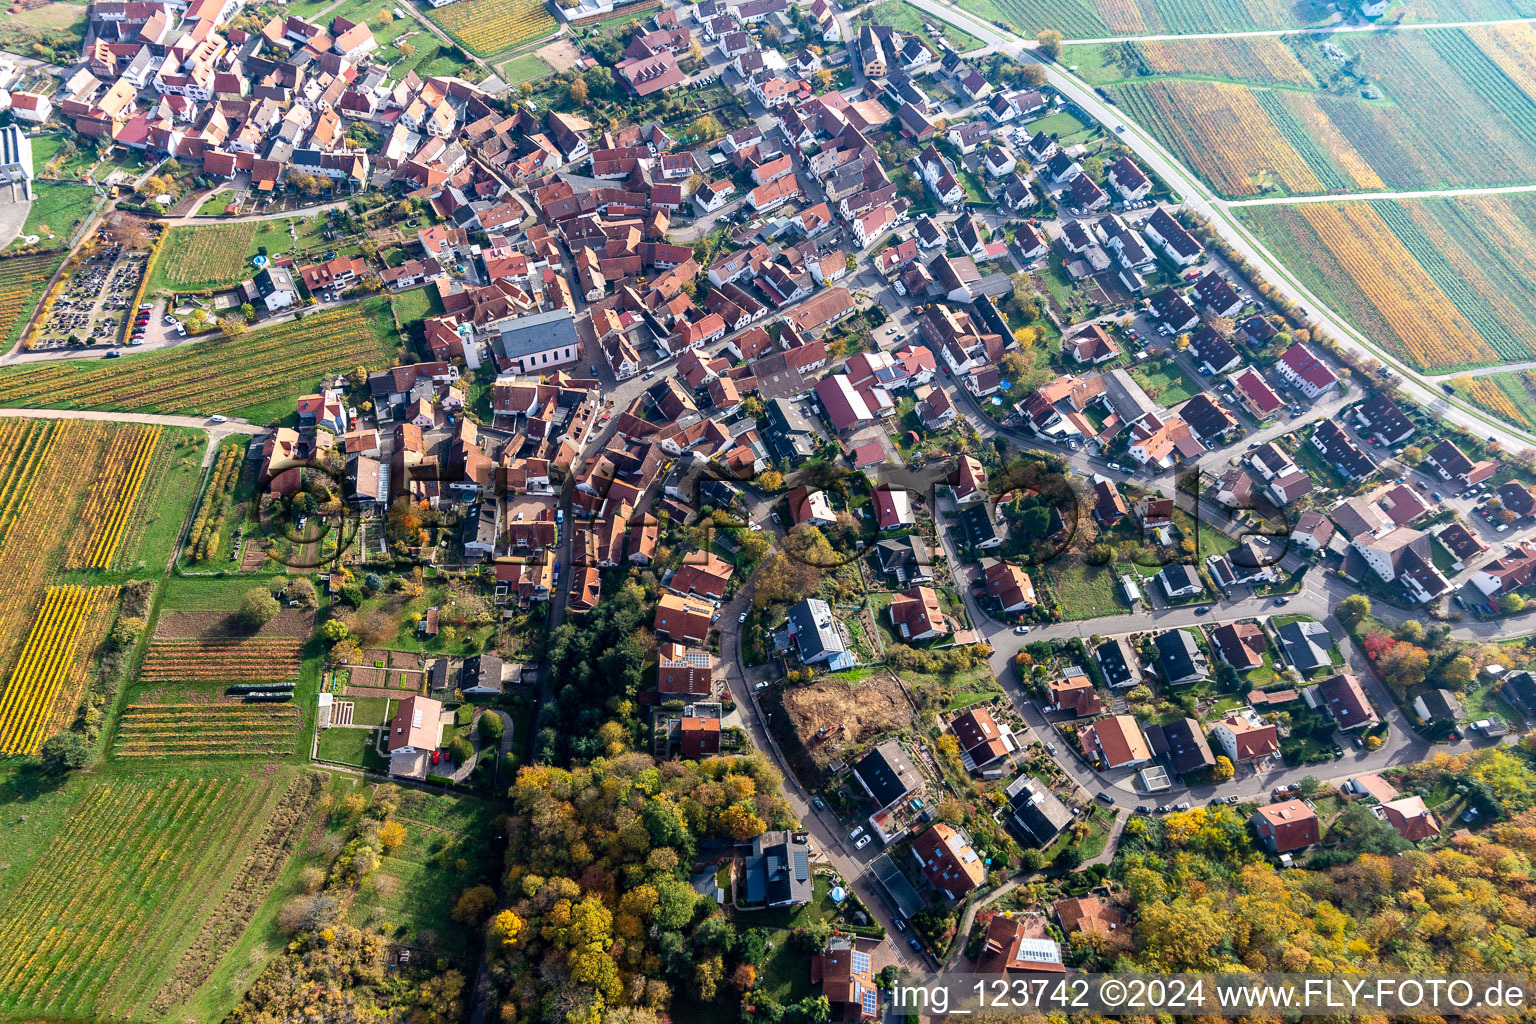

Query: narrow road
[
  {"left": 1063, "top": 13, "right": 1536, "bottom": 43},
  {"left": 907, "top": 0, "right": 1536, "bottom": 454},
  {"left": 1223, "top": 182, "right": 1536, "bottom": 206},
  {"left": 0, "top": 406, "right": 263, "bottom": 436}
]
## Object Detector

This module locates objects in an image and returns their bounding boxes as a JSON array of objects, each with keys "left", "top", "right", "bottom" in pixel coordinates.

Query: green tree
[
  {"left": 478, "top": 712, "right": 505, "bottom": 743},
  {"left": 1036, "top": 29, "right": 1063, "bottom": 60},
  {"left": 238, "top": 587, "right": 280, "bottom": 629},
  {"left": 1337, "top": 594, "right": 1371, "bottom": 629},
  {"left": 40, "top": 731, "right": 91, "bottom": 771}
]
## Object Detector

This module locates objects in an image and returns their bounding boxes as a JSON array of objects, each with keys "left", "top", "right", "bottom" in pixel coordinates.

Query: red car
[{"left": 430, "top": 750, "right": 441, "bottom": 764}]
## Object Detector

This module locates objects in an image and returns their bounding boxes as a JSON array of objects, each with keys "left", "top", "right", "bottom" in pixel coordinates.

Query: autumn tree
[
  {"left": 452, "top": 884, "right": 497, "bottom": 925},
  {"left": 1213, "top": 755, "right": 1235, "bottom": 781},
  {"left": 570, "top": 77, "right": 589, "bottom": 104},
  {"left": 1036, "top": 29, "right": 1063, "bottom": 60}
]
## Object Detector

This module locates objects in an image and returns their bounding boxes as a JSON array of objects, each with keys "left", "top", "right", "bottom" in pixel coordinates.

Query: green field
[
  {"left": 870, "top": 0, "right": 982, "bottom": 53},
  {"left": 1237, "top": 194, "right": 1536, "bottom": 372},
  {"left": 12, "top": 183, "right": 98, "bottom": 250},
  {"left": 0, "top": 298, "right": 401, "bottom": 423},
  {"left": 145, "top": 222, "right": 259, "bottom": 293},
  {"left": 346, "top": 788, "right": 500, "bottom": 955},
  {"left": 500, "top": 51, "right": 553, "bottom": 85}
]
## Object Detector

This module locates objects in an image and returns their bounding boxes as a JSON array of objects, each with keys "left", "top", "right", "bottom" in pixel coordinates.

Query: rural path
[
  {"left": 1064, "top": 13, "right": 1536, "bottom": 43},
  {"left": 908, "top": 0, "right": 1536, "bottom": 454},
  {"left": 0, "top": 408, "right": 263, "bottom": 466},
  {"left": 1221, "top": 182, "right": 1536, "bottom": 207},
  {"left": 161, "top": 197, "right": 351, "bottom": 226}
]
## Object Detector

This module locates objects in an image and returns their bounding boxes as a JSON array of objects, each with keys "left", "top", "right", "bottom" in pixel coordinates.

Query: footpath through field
[{"left": 1063, "top": 13, "right": 1536, "bottom": 43}]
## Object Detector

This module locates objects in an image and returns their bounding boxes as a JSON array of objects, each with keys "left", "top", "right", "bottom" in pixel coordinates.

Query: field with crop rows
[
  {"left": 1100, "top": 26, "right": 1536, "bottom": 195},
  {"left": 63, "top": 424, "right": 162, "bottom": 569},
  {"left": 186, "top": 440, "right": 244, "bottom": 563},
  {"left": 113, "top": 701, "right": 301, "bottom": 757},
  {"left": 1458, "top": 378, "right": 1531, "bottom": 428},
  {"left": 426, "top": 0, "right": 557, "bottom": 56},
  {"left": 1113, "top": 80, "right": 1324, "bottom": 196},
  {"left": 0, "top": 586, "right": 119, "bottom": 755},
  {"left": 144, "top": 222, "right": 258, "bottom": 294},
  {"left": 140, "top": 637, "right": 305, "bottom": 682},
  {"left": 1239, "top": 194, "right": 1536, "bottom": 370},
  {"left": 0, "top": 300, "right": 400, "bottom": 421},
  {"left": 0, "top": 251, "right": 61, "bottom": 350},
  {"left": 965, "top": 0, "right": 1536, "bottom": 38},
  {"left": 1139, "top": 36, "right": 1317, "bottom": 84},
  {"left": 0, "top": 420, "right": 120, "bottom": 688},
  {"left": 0, "top": 772, "right": 303, "bottom": 1020}
]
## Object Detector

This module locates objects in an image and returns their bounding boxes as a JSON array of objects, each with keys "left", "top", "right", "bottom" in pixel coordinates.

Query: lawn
[
  {"left": 348, "top": 789, "right": 502, "bottom": 957},
  {"left": 1132, "top": 360, "right": 1199, "bottom": 406},
  {"left": 1039, "top": 556, "right": 1127, "bottom": 621},
  {"left": 12, "top": 183, "right": 98, "bottom": 250},
  {"left": 1028, "top": 110, "right": 1099, "bottom": 146},
  {"left": 0, "top": 297, "right": 402, "bottom": 424},
  {"left": 390, "top": 286, "right": 439, "bottom": 326},
  {"left": 197, "top": 190, "right": 239, "bottom": 216},
  {"left": 501, "top": 51, "right": 553, "bottom": 85},
  {"left": 316, "top": 725, "right": 389, "bottom": 770},
  {"left": 868, "top": 0, "right": 981, "bottom": 54}
]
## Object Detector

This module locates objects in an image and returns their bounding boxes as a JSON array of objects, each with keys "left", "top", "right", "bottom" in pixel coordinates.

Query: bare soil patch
[
  {"left": 780, "top": 672, "right": 915, "bottom": 767},
  {"left": 155, "top": 608, "right": 314, "bottom": 639},
  {"left": 536, "top": 38, "right": 582, "bottom": 72}
]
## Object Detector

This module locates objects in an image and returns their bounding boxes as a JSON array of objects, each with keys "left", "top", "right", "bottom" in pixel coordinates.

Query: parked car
[
  {"left": 855, "top": 834, "right": 872, "bottom": 849},
  {"left": 812, "top": 796, "right": 825, "bottom": 810},
  {"left": 894, "top": 917, "right": 907, "bottom": 931},
  {"left": 849, "top": 826, "right": 864, "bottom": 841},
  {"left": 1013, "top": 625, "right": 1031, "bottom": 634},
  {"left": 1096, "top": 791, "right": 1116, "bottom": 804},
  {"left": 1195, "top": 606, "right": 1210, "bottom": 615}
]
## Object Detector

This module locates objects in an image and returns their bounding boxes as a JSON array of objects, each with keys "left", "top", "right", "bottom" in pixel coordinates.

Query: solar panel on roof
[
  {"left": 861, "top": 990, "right": 878, "bottom": 1014},
  {"left": 850, "top": 951, "right": 870, "bottom": 974}
]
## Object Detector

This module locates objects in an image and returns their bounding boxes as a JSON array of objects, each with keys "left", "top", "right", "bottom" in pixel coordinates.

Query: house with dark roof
[
  {"left": 1424, "top": 438, "right": 1498, "bottom": 487},
  {"left": 853, "top": 738, "right": 918, "bottom": 810},
  {"left": 1306, "top": 672, "right": 1379, "bottom": 731},
  {"left": 787, "top": 597, "right": 855, "bottom": 671},
  {"left": 1143, "top": 717, "right": 1216, "bottom": 776},
  {"left": 1413, "top": 687, "right": 1464, "bottom": 724},
  {"left": 1154, "top": 629, "right": 1208, "bottom": 685},
  {"left": 1094, "top": 637, "right": 1142, "bottom": 689},
  {"left": 1191, "top": 270, "right": 1242, "bottom": 317},
  {"left": 1004, "top": 773, "right": 1072, "bottom": 846},
  {"left": 744, "top": 830, "right": 812, "bottom": 906},
  {"left": 1311, "top": 418, "right": 1375, "bottom": 480},
  {"left": 875, "top": 536, "right": 933, "bottom": 584},
  {"left": 1353, "top": 394, "right": 1415, "bottom": 446},
  {"left": 1148, "top": 287, "right": 1198, "bottom": 331},
  {"left": 1157, "top": 563, "right": 1202, "bottom": 599},
  {"left": 1275, "top": 619, "right": 1332, "bottom": 673},
  {"left": 1188, "top": 326, "right": 1240, "bottom": 375}
]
